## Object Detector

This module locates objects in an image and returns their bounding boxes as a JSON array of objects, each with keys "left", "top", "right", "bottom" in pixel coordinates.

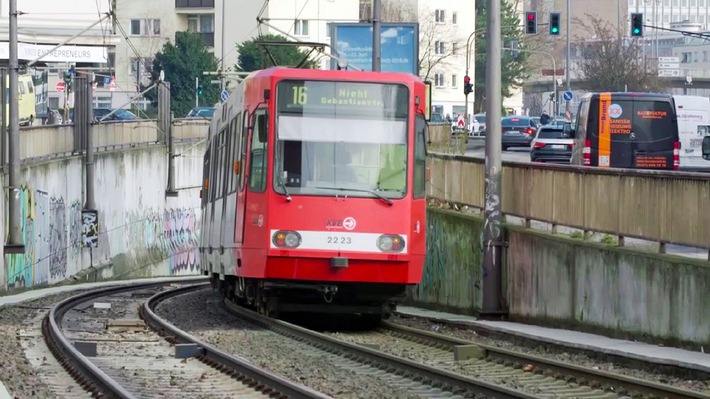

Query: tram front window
[{"left": 274, "top": 80, "right": 409, "bottom": 199}]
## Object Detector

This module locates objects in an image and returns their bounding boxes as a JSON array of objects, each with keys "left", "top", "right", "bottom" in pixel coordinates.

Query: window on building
[
  {"left": 93, "top": 96, "right": 111, "bottom": 109},
  {"left": 49, "top": 97, "right": 60, "bottom": 110},
  {"left": 452, "top": 12, "right": 458, "bottom": 25},
  {"left": 130, "top": 57, "right": 154, "bottom": 80},
  {"left": 681, "top": 0, "right": 688, "bottom": 6},
  {"left": 691, "top": 0, "right": 697, "bottom": 6},
  {"left": 188, "top": 14, "right": 214, "bottom": 33},
  {"left": 435, "top": 9, "right": 445, "bottom": 23},
  {"left": 435, "top": 41, "right": 445, "bottom": 55},
  {"left": 434, "top": 73, "right": 445, "bottom": 87},
  {"left": 452, "top": 42, "right": 458, "bottom": 55},
  {"left": 451, "top": 74, "right": 458, "bottom": 88},
  {"left": 130, "top": 19, "right": 160, "bottom": 36},
  {"left": 294, "top": 19, "right": 309, "bottom": 36}
]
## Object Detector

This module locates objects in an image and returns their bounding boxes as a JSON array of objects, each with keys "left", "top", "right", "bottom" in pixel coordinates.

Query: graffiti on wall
[
  {"left": 5, "top": 186, "right": 87, "bottom": 289},
  {"left": 125, "top": 208, "right": 201, "bottom": 276},
  {"left": 6, "top": 187, "right": 35, "bottom": 288},
  {"left": 82, "top": 210, "right": 99, "bottom": 248}
]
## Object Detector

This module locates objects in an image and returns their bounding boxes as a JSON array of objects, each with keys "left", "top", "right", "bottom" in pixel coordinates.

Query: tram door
[{"left": 234, "top": 110, "right": 250, "bottom": 244}]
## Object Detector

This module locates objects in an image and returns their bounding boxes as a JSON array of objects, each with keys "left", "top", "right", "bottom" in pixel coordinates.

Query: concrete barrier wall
[
  {"left": 407, "top": 207, "right": 483, "bottom": 313},
  {"left": 0, "top": 141, "right": 205, "bottom": 291},
  {"left": 410, "top": 208, "right": 710, "bottom": 346}
]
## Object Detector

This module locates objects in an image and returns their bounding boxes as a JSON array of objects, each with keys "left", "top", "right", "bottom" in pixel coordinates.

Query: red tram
[{"left": 199, "top": 67, "right": 428, "bottom": 319}]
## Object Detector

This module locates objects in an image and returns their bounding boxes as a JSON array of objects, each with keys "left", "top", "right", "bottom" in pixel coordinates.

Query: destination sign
[{"left": 277, "top": 80, "right": 408, "bottom": 119}]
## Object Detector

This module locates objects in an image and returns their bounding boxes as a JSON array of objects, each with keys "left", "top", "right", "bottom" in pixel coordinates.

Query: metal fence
[
  {"left": 18, "top": 118, "right": 209, "bottom": 161},
  {"left": 426, "top": 152, "right": 710, "bottom": 251}
]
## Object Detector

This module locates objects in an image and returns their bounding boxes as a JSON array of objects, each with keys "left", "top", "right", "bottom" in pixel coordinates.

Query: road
[
  {"left": 463, "top": 138, "right": 531, "bottom": 162},
  {"left": 444, "top": 138, "right": 708, "bottom": 260}
]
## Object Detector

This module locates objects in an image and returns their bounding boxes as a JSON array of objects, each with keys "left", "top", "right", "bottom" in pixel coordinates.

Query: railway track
[
  {"left": 364, "top": 321, "right": 710, "bottom": 399},
  {"left": 222, "top": 297, "right": 543, "bottom": 399},
  {"left": 43, "top": 280, "right": 329, "bottom": 399}
]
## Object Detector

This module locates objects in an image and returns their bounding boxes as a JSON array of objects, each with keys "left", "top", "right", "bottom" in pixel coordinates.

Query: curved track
[
  {"left": 377, "top": 321, "right": 710, "bottom": 399},
  {"left": 223, "top": 297, "right": 542, "bottom": 399},
  {"left": 44, "top": 280, "right": 329, "bottom": 399}
]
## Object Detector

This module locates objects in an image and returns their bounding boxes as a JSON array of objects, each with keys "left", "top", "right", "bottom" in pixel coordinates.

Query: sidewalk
[{"left": 396, "top": 305, "right": 710, "bottom": 373}]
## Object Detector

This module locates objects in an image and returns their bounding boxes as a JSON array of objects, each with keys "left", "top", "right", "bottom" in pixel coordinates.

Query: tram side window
[
  {"left": 221, "top": 122, "right": 233, "bottom": 198},
  {"left": 229, "top": 113, "right": 242, "bottom": 193},
  {"left": 201, "top": 148, "right": 210, "bottom": 207},
  {"left": 413, "top": 114, "right": 427, "bottom": 198},
  {"left": 249, "top": 112, "right": 268, "bottom": 192},
  {"left": 209, "top": 138, "right": 219, "bottom": 200},
  {"left": 215, "top": 129, "right": 227, "bottom": 199},
  {"left": 239, "top": 111, "right": 249, "bottom": 191}
]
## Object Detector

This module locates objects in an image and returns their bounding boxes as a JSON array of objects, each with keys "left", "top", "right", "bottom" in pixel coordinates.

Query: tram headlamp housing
[
  {"left": 272, "top": 230, "right": 302, "bottom": 248},
  {"left": 377, "top": 234, "right": 405, "bottom": 253}
]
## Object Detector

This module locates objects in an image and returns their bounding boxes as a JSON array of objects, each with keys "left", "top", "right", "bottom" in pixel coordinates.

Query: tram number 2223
[
  {"left": 327, "top": 236, "right": 352, "bottom": 245},
  {"left": 292, "top": 86, "right": 308, "bottom": 105}
]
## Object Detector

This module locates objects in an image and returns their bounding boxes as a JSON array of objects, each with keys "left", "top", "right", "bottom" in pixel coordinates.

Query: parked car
[
  {"left": 501, "top": 116, "right": 537, "bottom": 150},
  {"left": 186, "top": 106, "right": 216, "bottom": 119},
  {"left": 530, "top": 125, "right": 573, "bottom": 163},
  {"left": 473, "top": 113, "right": 486, "bottom": 136},
  {"left": 93, "top": 108, "right": 139, "bottom": 122}
]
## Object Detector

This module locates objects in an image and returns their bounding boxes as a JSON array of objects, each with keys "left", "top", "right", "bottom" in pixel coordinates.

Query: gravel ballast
[
  {"left": 390, "top": 313, "right": 710, "bottom": 393},
  {"left": 156, "top": 288, "right": 426, "bottom": 399}
]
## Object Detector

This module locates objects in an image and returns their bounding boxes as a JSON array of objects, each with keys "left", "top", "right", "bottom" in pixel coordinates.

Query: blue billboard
[{"left": 329, "top": 23, "right": 419, "bottom": 75}]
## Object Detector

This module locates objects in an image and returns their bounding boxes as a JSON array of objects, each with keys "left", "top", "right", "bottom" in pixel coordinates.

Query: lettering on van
[
  {"left": 600, "top": 99, "right": 609, "bottom": 121},
  {"left": 610, "top": 118, "right": 632, "bottom": 134},
  {"left": 636, "top": 110, "right": 667, "bottom": 119},
  {"left": 635, "top": 155, "right": 667, "bottom": 168}
]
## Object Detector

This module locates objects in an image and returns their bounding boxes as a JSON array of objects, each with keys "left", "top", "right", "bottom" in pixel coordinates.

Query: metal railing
[
  {"left": 17, "top": 118, "right": 209, "bottom": 161},
  {"left": 427, "top": 152, "right": 710, "bottom": 252}
]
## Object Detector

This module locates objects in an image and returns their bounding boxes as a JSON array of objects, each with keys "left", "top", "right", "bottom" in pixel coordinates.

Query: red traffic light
[
  {"left": 464, "top": 76, "right": 471, "bottom": 83},
  {"left": 527, "top": 12, "right": 535, "bottom": 20}
]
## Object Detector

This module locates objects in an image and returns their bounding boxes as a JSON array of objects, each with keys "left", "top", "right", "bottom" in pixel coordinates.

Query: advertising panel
[{"left": 330, "top": 23, "right": 418, "bottom": 75}]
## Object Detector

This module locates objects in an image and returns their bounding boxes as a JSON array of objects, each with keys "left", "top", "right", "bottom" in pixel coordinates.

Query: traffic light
[
  {"left": 463, "top": 75, "right": 473, "bottom": 95},
  {"left": 525, "top": 11, "right": 537, "bottom": 34},
  {"left": 549, "top": 12, "right": 560, "bottom": 35},
  {"left": 631, "top": 13, "right": 643, "bottom": 36},
  {"left": 197, "top": 85, "right": 203, "bottom": 96}
]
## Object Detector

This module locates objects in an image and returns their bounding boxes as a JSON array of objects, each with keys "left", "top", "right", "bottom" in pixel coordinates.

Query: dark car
[
  {"left": 501, "top": 116, "right": 537, "bottom": 150},
  {"left": 186, "top": 106, "right": 217, "bottom": 119},
  {"left": 530, "top": 126, "right": 574, "bottom": 163},
  {"left": 93, "top": 108, "right": 139, "bottom": 122}
]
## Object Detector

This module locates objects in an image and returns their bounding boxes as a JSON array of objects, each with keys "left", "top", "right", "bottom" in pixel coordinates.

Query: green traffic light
[
  {"left": 551, "top": 27, "right": 559, "bottom": 33},
  {"left": 633, "top": 28, "right": 640, "bottom": 34}
]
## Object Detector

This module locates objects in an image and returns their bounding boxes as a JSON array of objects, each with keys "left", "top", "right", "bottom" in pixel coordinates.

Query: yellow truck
[{"left": 4, "top": 74, "right": 36, "bottom": 126}]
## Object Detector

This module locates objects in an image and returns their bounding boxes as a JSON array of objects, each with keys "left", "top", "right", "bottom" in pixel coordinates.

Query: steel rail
[
  {"left": 143, "top": 283, "right": 332, "bottom": 399},
  {"left": 381, "top": 321, "right": 710, "bottom": 399},
  {"left": 43, "top": 279, "right": 205, "bottom": 398},
  {"left": 224, "top": 299, "right": 541, "bottom": 399}
]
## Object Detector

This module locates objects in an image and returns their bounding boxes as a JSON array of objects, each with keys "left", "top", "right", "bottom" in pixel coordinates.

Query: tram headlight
[
  {"left": 377, "top": 234, "right": 405, "bottom": 253},
  {"left": 272, "top": 230, "right": 302, "bottom": 248}
]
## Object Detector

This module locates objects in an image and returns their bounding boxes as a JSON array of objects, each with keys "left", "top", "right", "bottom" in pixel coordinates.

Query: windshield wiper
[
  {"left": 315, "top": 186, "right": 393, "bottom": 206},
  {"left": 279, "top": 181, "right": 292, "bottom": 202}
]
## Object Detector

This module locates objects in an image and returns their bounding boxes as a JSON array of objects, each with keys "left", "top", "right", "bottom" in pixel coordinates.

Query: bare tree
[
  {"left": 574, "top": 15, "right": 667, "bottom": 92},
  {"left": 365, "top": 0, "right": 462, "bottom": 81}
]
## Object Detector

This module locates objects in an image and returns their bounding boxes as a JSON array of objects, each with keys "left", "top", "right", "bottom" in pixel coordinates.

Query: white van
[{"left": 673, "top": 95, "right": 710, "bottom": 170}]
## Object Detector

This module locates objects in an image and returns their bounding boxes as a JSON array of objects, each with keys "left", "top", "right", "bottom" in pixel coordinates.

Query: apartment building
[{"left": 359, "top": 0, "right": 476, "bottom": 118}]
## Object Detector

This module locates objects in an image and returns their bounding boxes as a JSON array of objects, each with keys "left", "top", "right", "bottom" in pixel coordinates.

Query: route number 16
[{"left": 292, "top": 86, "right": 308, "bottom": 105}]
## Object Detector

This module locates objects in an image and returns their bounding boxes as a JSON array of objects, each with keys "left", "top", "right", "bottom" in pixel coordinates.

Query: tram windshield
[{"left": 274, "top": 80, "right": 409, "bottom": 199}]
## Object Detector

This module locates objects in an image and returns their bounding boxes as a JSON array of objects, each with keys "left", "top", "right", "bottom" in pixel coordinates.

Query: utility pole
[
  {"left": 565, "top": 0, "right": 571, "bottom": 120},
  {"left": 481, "top": 0, "right": 504, "bottom": 317},
  {"left": 5, "top": 0, "right": 24, "bottom": 254},
  {"left": 372, "top": 0, "right": 381, "bottom": 71}
]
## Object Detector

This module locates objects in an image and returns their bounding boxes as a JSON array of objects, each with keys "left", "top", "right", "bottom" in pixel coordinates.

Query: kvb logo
[
  {"left": 342, "top": 217, "right": 357, "bottom": 231},
  {"left": 326, "top": 217, "right": 357, "bottom": 230}
]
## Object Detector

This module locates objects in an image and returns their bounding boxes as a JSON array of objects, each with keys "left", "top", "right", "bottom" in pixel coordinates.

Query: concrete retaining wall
[
  {"left": 409, "top": 208, "right": 710, "bottom": 346},
  {"left": 1, "top": 142, "right": 205, "bottom": 291}
]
